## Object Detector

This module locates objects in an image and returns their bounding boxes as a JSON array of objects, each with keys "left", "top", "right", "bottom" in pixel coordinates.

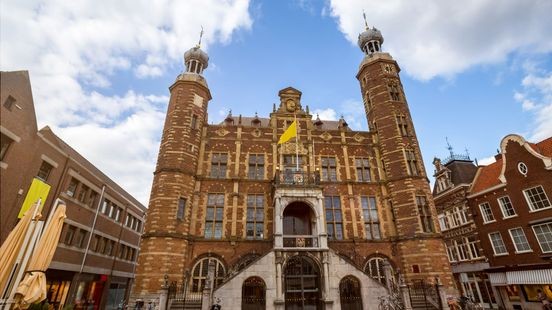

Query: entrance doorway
[
  {"left": 284, "top": 256, "right": 321, "bottom": 310},
  {"left": 339, "top": 276, "right": 362, "bottom": 310}
]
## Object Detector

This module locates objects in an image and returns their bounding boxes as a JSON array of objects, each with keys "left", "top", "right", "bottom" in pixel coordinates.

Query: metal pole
[
  {"left": 80, "top": 185, "right": 105, "bottom": 273},
  {"left": 294, "top": 115, "right": 299, "bottom": 171}
]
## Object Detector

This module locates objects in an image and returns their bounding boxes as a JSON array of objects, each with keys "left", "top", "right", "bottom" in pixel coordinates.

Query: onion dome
[
  {"left": 358, "top": 26, "right": 384, "bottom": 55},
  {"left": 184, "top": 45, "right": 209, "bottom": 74}
]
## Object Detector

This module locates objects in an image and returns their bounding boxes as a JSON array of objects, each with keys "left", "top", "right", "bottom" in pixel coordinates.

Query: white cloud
[
  {"left": 477, "top": 156, "right": 496, "bottom": 166},
  {"left": 312, "top": 99, "right": 367, "bottom": 131},
  {"left": 0, "top": 0, "right": 252, "bottom": 205},
  {"left": 514, "top": 60, "right": 552, "bottom": 141},
  {"left": 328, "top": 0, "right": 552, "bottom": 80},
  {"left": 312, "top": 108, "right": 337, "bottom": 122}
]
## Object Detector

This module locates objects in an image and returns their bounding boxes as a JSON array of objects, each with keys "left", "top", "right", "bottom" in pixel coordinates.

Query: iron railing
[{"left": 282, "top": 235, "right": 318, "bottom": 248}]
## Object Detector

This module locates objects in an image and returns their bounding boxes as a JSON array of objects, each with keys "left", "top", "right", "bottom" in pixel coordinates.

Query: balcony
[
  {"left": 283, "top": 235, "right": 319, "bottom": 248},
  {"left": 274, "top": 170, "right": 320, "bottom": 187}
]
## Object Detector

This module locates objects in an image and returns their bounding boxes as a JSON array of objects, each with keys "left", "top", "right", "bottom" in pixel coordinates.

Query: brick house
[
  {"left": 467, "top": 134, "right": 552, "bottom": 310},
  {"left": 131, "top": 26, "right": 456, "bottom": 309},
  {"left": 1, "top": 71, "right": 147, "bottom": 309}
]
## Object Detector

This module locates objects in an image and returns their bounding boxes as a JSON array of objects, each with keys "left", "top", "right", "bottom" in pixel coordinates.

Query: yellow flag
[
  {"left": 18, "top": 178, "right": 51, "bottom": 218},
  {"left": 278, "top": 120, "right": 297, "bottom": 144}
]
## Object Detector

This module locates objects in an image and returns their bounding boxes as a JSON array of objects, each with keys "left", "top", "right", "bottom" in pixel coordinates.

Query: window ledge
[
  {"left": 483, "top": 220, "right": 497, "bottom": 225},
  {"left": 0, "top": 161, "right": 7, "bottom": 169},
  {"left": 502, "top": 215, "right": 518, "bottom": 220},
  {"left": 529, "top": 206, "right": 552, "bottom": 213},
  {"left": 493, "top": 253, "right": 509, "bottom": 257},
  {"left": 514, "top": 250, "right": 533, "bottom": 254}
]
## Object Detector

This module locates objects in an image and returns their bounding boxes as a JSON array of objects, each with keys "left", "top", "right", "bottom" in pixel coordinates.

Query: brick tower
[
  {"left": 356, "top": 25, "right": 454, "bottom": 290},
  {"left": 131, "top": 43, "right": 211, "bottom": 301}
]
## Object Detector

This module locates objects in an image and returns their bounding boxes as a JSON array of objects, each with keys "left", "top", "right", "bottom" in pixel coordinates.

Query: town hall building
[{"left": 131, "top": 24, "right": 456, "bottom": 310}]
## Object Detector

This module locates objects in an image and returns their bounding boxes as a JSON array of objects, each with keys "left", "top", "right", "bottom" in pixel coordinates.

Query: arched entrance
[
  {"left": 283, "top": 202, "right": 316, "bottom": 247},
  {"left": 284, "top": 256, "right": 321, "bottom": 310},
  {"left": 339, "top": 276, "right": 362, "bottom": 310},
  {"left": 242, "top": 276, "right": 266, "bottom": 310}
]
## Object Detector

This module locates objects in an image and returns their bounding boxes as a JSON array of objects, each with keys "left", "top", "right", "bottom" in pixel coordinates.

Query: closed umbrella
[
  {"left": 14, "top": 204, "right": 66, "bottom": 309},
  {"left": 0, "top": 202, "right": 40, "bottom": 296}
]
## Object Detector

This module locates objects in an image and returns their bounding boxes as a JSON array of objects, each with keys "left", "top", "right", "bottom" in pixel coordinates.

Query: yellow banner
[
  {"left": 18, "top": 178, "right": 51, "bottom": 218},
  {"left": 278, "top": 120, "right": 297, "bottom": 144}
]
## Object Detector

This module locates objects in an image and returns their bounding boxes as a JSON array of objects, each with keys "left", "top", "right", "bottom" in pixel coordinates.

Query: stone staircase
[{"left": 168, "top": 299, "right": 201, "bottom": 310}]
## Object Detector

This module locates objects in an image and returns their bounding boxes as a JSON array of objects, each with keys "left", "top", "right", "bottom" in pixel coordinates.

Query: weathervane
[
  {"left": 198, "top": 26, "right": 204, "bottom": 47},
  {"left": 362, "top": 10, "right": 369, "bottom": 29},
  {"left": 446, "top": 137, "right": 454, "bottom": 157}
]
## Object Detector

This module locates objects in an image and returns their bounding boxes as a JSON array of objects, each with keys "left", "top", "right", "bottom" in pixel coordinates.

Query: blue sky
[{"left": 1, "top": 0, "right": 551, "bottom": 205}]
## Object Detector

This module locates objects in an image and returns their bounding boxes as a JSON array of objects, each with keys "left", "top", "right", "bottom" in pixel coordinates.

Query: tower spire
[
  {"left": 362, "top": 10, "right": 369, "bottom": 30},
  {"left": 198, "top": 26, "right": 204, "bottom": 47}
]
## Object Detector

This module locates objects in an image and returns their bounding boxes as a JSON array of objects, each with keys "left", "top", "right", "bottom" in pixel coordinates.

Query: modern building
[
  {"left": 131, "top": 24, "right": 456, "bottom": 309},
  {"left": 467, "top": 134, "right": 552, "bottom": 310},
  {"left": 1, "top": 71, "right": 147, "bottom": 310},
  {"left": 432, "top": 151, "right": 497, "bottom": 308}
]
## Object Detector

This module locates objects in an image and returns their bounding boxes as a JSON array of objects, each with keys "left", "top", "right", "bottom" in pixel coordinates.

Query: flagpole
[{"left": 294, "top": 114, "right": 299, "bottom": 171}]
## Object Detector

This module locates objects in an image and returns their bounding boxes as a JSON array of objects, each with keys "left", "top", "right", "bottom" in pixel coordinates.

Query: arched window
[
  {"left": 365, "top": 257, "right": 394, "bottom": 286},
  {"left": 339, "top": 276, "right": 362, "bottom": 310},
  {"left": 242, "top": 276, "right": 266, "bottom": 310},
  {"left": 190, "top": 258, "right": 225, "bottom": 292}
]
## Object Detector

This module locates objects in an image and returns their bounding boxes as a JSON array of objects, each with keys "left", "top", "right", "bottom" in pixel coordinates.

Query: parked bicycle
[{"left": 378, "top": 295, "right": 404, "bottom": 310}]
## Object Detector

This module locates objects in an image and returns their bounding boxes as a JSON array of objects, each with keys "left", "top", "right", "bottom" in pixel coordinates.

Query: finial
[
  {"left": 273, "top": 103, "right": 276, "bottom": 112},
  {"left": 464, "top": 147, "right": 470, "bottom": 159},
  {"left": 446, "top": 137, "right": 454, "bottom": 157},
  {"left": 228, "top": 109, "right": 232, "bottom": 116},
  {"left": 198, "top": 26, "right": 204, "bottom": 47},
  {"left": 362, "top": 10, "right": 369, "bottom": 30}
]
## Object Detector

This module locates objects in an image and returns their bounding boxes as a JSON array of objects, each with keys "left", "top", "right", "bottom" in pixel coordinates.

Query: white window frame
[
  {"left": 488, "top": 232, "right": 508, "bottom": 256},
  {"left": 531, "top": 222, "right": 552, "bottom": 253},
  {"left": 508, "top": 227, "right": 532, "bottom": 253},
  {"left": 467, "top": 237, "right": 482, "bottom": 259},
  {"left": 523, "top": 185, "right": 552, "bottom": 212},
  {"left": 497, "top": 196, "right": 517, "bottom": 219},
  {"left": 479, "top": 202, "right": 495, "bottom": 224},
  {"left": 438, "top": 214, "right": 448, "bottom": 231}
]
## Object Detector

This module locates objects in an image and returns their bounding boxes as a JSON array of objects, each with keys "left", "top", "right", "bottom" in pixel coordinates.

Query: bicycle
[{"left": 378, "top": 295, "right": 404, "bottom": 310}]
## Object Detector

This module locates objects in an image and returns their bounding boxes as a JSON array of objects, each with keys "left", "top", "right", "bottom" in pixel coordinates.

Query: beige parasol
[
  {"left": 14, "top": 204, "right": 66, "bottom": 309},
  {"left": 0, "top": 202, "right": 40, "bottom": 295}
]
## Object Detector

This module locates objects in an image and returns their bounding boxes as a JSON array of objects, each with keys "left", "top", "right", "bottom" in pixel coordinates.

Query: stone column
[
  {"left": 201, "top": 260, "right": 216, "bottom": 310},
  {"left": 274, "top": 196, "right": 283, "bottom": 248},
  {"left": 382, "top": 259, "right": 393, "bottom": 291},
  {"left": 399, "top": 273, "right": 412, "bottom": 310},
  {"left": 158, "top": 275, "right": 169, "bottom": 310},
  {"left": 436, "top": 277, "right": 450, "bottom": 310}
]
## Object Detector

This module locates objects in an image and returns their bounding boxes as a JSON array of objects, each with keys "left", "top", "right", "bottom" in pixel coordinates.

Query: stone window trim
[
  {"left": 508, "top": 227, "right": 532, "bottom": 254},
  {"left": 361, "top": 196, "right": 380, "bottom": 240},
  {"left": 191, "top": 114, "right": 199, "bottom": 130},
  {"left": 248, "top": 153, "right": 265, "bottom": 180},
  {"left": 324, "top": 195, "right": 343, "bottom": 240},
  {"left": 531, "top": 222, "right": 552, "bottom": 254},
  {"left": 497, "top": 196, "right": 517, "bottom": 219},
  {"left": 478, "top": 202, "right": 495, "bottom": 224},
  {"left": 210, "top": 152, "right": 228, "bottom": 179},
  {"left": 395, "top": 114, "right": 409, "bottom": 137},
  {"left": 416, "top": 195, "right": 434, "bottom": 233},
  {"left": 404, "top": 149, "right": 419, "bottom": 176},
  {"left": 246, "top": 194, "right": 265, "bottom": 239},
  {"left": 355, "top": 158, "right": 372, "bottom": 182},
  {"left": 523, "top": 185, "right": 552, "bottom": 212},
  {"left": 177, "top": 197, "right": 187, "bottom": 221},
  {"left": 321, "top": 156, "right": 338, "bottom": 182},
  {"left": 205, "top": 193, "right": 225, "bottom": 239},
  {"left": 36, "top": 160, "right": 54, "bottom": 182},
  {"left": 488, "top": 232, "right": 508, "bottom": 256}
]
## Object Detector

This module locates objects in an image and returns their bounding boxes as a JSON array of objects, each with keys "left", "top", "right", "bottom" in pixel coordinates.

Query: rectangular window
[
  {"left": 523, "top": 185, "right": 551, "bottom": 211},
  {"left": 446, "top": 242, "right": 458, "bottom": 262},
  {"left": 283, "top": 155, "right": 302, "bottom": 168},
  {"left": 489, "top": 232, "right": 508, "bottom": 255},
  {"left": 416, "top": 196, "right": 434, "bottom": 233},
  {"left": 191, "top": 114, "right": 198, "bottom": 130},
  {"left": 3, "top": 95, "right": 16, "bottom": 110},
  {"left": 63, "top": 225, "right": 76, "bottom": 245},
  {"left": 177, "top": 197, "right": 187, "bottom": 220},
  {"left": 88, "top": 191, "right": 98, "bottom": 208},
  {"left": 498, "top": 196, "right": 516, "bottom": 218},
  {"left": 438, "top": 214, "right": 448, "bottom": 231},
  {"left": 361, "top": 196, "right": 380, "bottom": 239},
  {"left": 205, "top": 194, "right": 224, "bottom": 239},
  {"left": 104, "top": 240, "right": 115, "bottom": 256},
  {"left": 396, "top": 115, "right": 408, "bottom": 136},
  {"left": 467, "top": 236, "right": 481, "bottom": 259},
  {"left": 321, "top": 157, "right": 337, "bottom": 181},
  {"left": 77, "top": 184, "right": 89, "bottom": 204},
  {"left": 532, "top": 222, "right": 552, "bottom": 253},
  {"left": 92, "top": 235, "right": 101, "bottom": 252},
  {"left": 0, "top": 133, "right": 14, "bottom": 161},
  {"left": 246, "top": 194, "right": 264, "bottom": 239},
  {"left": 456, "top": 239, "right": 469, "bottom": 261},
  {"left": 324, "top": 196, "right": 343, "bottom": 240},
  {"left": 66, "top": 178, "right": 79, "bottom": 197},
  {"left": 248, "top": 154, "right": 265, "bottom": 180},
  {"left": 508, "top": 227, "right": 532, "bottom": 253},
  {"left": 355, "top": 158, "right": 371, "bottom": 182},
  {"left": 36, "top": 161, "right": 53, "bottom": 181},
  {"left": 479, "top": 202, "right": 495, "bottom": 223},
  {"left": 210, "top": 153, "right": 228, "bottom": 179},
  {"left": 75, "top": 229, "right": 86, "bottom": 248},
  {"left": 97, "top": 237, "right": 106, "bottom": 254},
  {"left": 405, "top": 150, "right": 419, "bottom": 176},
  {"left": 389, "top": 84, "right": 400, "bottom": 101}
]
